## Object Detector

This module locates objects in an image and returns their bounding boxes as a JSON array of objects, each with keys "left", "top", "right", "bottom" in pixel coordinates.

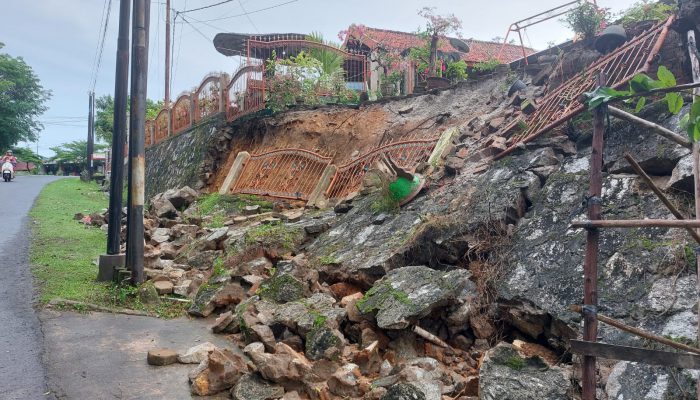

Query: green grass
[
  {"left": 30, "top": 179, "right": 111, "bottom": 304},
  {"left": 30, "top": 179, "right": 186, "bottom": 318}
]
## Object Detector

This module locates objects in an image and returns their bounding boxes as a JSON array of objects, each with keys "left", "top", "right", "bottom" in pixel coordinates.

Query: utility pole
[
  {"left": 98, "top": 0, "right": 131, "bottom": 282},
  {"left": 86, "top": 91, "right": 95, "bottom": 179},
  {"left": 165, "top": 0, "right": 171, "bottom": 106},
  {"left": 126, "top": 0, "right": 149, "bottom": 285}
]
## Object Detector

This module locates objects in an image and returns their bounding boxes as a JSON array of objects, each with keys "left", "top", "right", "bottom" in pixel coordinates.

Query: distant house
[{"left": 341, "top": 25, "right": 536, "bottom": 95}]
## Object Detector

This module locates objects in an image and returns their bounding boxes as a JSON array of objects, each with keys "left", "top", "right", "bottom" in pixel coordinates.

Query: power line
[
  {"left": 90, "top": 0, "right": 114, "bottom": 91},
  {"left": 237, "top": 0, "right": 260, "bottom": 33},
  {"left": 187, "top": 0, "right": 298, "bottom": 24},
  {"left": 179, "top": 0, "right": 235, "bottom": 14},
  {"left": 88, "top": 0, "right": 110, "bottom": 89}
]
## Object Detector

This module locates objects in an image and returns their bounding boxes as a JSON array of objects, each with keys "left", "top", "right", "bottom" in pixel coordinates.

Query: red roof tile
[{"left": 343, "top": 25, "right": 535, "bottom": 64}]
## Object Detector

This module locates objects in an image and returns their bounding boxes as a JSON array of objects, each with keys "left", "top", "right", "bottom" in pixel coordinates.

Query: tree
[
  {"left": 94, "top": 95, "right": 162, "bottom": 143},
  {"left": 11, "top": 146, "right": 43, "bottom": 164},
  {"left": 0, "top": 42, "right": 51, "bottom": 151},
  {"left": 417, "top": 7, "right": 462, "bottom": 77},
  {"left": 50, "top": 140, "right": 107, "bottom": 166}
]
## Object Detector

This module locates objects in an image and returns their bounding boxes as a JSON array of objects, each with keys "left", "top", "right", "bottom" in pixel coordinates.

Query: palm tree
[{"left": 306, "top": 32, "right": 344, "bottom": 77}]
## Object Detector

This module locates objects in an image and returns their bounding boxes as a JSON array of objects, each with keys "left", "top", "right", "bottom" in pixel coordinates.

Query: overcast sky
[{"left": 2, "top": 0, "right": 641, "bottom": 156}]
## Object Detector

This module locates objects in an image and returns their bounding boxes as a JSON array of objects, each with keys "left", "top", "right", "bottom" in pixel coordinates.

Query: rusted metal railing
[
  {"left": 231, "top": 148, "right": 333, "bottom": 200},
  {"left": 226, "top": 63, "right": 265, "bottom": 122},
  {"left": 497, "top": 17, "right": 674, "bottom": 158},
  {"left": 171, "top": 93, "right": 192, "bottom": 135},
  {"left": 325, "top": 139, "right": 438, "bottom": 200}
]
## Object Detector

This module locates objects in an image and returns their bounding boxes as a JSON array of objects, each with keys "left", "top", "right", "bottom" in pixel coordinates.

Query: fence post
[
  {"left": 190, "top": 90, "right": 198, "bottom": 126},
  {"left": 219, "top": 151, "right": 251, "bottom": 194},
  {"left": 428, "top": 126, "right": 459, "bottom": 165},
  {"left": 219, "top": 73, "right": 229, "bottom": 115},
  {"left": 307, "top": 164, "right": 337, "bottom": 208}
]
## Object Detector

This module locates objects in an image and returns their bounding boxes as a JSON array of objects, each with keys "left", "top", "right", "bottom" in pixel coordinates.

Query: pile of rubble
[{"left": 120, "top": 183, "right": 575, "bottom": 400}]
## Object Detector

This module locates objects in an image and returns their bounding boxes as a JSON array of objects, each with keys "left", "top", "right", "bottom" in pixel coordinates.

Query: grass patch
[
  {"left": 30, "top": 179, "right": 111, "bottom": 304},
  {"left": 197, "top": 193, "right": 273, "bottom": 217},
  {"left": 30, "top": 179, "right": 185, "bottom": 318},
  {"left": 244, "top": 222, "right": 303, "bottom": 251}
]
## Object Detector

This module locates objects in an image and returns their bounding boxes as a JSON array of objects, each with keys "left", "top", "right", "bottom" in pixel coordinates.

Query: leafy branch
[{"left": 584, "top": 66, "right": 700, "bottom": 141}]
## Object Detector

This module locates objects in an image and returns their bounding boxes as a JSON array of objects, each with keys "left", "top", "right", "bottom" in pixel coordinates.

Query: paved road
[
  {"left": 41, "top": 311, "right": 232, "bottom": 399},
  {"left": 0, "top": 176, "right": 62, "bottom": 399}
]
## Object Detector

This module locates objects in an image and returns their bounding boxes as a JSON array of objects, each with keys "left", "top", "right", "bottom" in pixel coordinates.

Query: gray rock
[
  {"left": 151, "top": 193, "right": 177, "bottom": 219},
  {"left": 244, "top": 205, "right": 261, "bottom": 215},
  {"left": 605, "top": 361, "right": 695, "bottom": 400},
  {"left": 478, "top": 343, "right": 570, "bottom": 400},
  {"left": 187, "top": 250, "right": 223, "bottom": 270},
  {"left": 372, "top": 213, "right": 389, "bottom": 225},
  {"left": 188, "top": 281, "right": 226, "bottom": 317},
  {"left": 665, "top": 152, "right": 694, "bottom": 192},
  {"left": 151, "top": 227, "right": 171, "bottom": 243},
  {"left": 305, "top": 327, "right": 344, "bottom": 361},
  {"left": 230, "top": 373, "right": 284, "bottom": 400},
  {"left": 164, "top": 186, "right": 198, "bottom": 209},
  {"left": 380, "top": 383, "right": 426, "bottom": 400},
  {"left": 254, "top": 293, "right": 346, "bottom": 337},
  {"left": 178, "top": 342, "right": 217, "bottom": 364},
  {"left": 357, "top": 265, "right": 473, "bottom": 329},
  {"left": 258, "top": 273, "right": 304, "bottom": 303}
]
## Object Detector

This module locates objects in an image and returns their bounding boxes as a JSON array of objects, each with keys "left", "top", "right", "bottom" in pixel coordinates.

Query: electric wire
[
  {"left": 237, "top": 0, "right": 260, "bottom": 34},
  {"left": 178, "top": 0, "right": 235, "bottom": 14},
  {"left": 88, "top": 0, "right": 110, "bottom": 90},
  {"left": 184, "top": 0, "right": 298, "bottom": 24},
  {"left": 90, "top": 0, "right": 114, "bottom": 92}
]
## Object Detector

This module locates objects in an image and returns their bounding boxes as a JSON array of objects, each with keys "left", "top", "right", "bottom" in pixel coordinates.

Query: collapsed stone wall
[{"left": 145, "top": 116, "right": 223, "bottom": 199}]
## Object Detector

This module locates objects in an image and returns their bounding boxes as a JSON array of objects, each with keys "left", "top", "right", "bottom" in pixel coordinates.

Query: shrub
[
  {"left": 618, "top": 0, "right": 676, "bottom": 27},
  {"left": 563, "top": 1, "right": 609, "bottom": 39}
]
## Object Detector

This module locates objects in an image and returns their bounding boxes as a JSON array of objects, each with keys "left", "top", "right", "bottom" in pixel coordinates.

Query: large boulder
[
  {"left": 188, "top": 281, "right": 226, "bottom": 317},
  {"left": 356, "top": 265, "right": 473, "bottom": 329},
  {"left": 478, "top": 343, "right": 571, "bottom": 400},
  {"left": 243, "top": 342, "right": 313, "bottom": 386},
  {"left": 189, "top": 348, "right": 248, "bottom": 396},
  {"left": 150, "top": 193, "right": 177, "bottom": 219},
  {"left": 254, "top": 293, "right": 347, "bottom": 337},
  {"left": 605, "top": 360, "right": 695, "bottom": 399},
  {"left": 164, "top": 186, "right": 198, "bottom": 209}
]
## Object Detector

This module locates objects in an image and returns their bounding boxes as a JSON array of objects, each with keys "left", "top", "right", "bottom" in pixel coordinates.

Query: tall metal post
[
  {"left": 581, "top": 71, "right": 606, "bottom": 400},
  {"left": 100, "top": 0, "right": 131, "bottom": 282},
  {"left": 87, "top": 91, "right": 95, "bottom": 179},
  {"left": 126, "top": 0, "right": 149, "bottom": 285},
  {"left": 165, "top": 0, "right": 171, "bottom": 106},
  {"left": 685, "top": 29, "right": 700, "bottom": 400}
]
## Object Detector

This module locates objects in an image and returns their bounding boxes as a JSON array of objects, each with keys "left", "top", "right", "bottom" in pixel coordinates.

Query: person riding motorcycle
[{"left": 1, "top": 150, "right": 17, "bottom": 167}]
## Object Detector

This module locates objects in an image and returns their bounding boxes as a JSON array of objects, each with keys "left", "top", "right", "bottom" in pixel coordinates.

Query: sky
[{"left": 2, "top": 0, "right": 641, "bottom": 156}]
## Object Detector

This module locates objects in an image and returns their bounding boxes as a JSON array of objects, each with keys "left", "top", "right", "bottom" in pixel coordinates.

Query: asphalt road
[{"left": 0, "top": 175, "right": 62, "bottom": 399}]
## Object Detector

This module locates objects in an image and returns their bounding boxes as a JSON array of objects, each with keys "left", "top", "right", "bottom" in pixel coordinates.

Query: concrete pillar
[
  {"left": 219, "top": 151, "right": 251, "bottom": 194},
  {"left": 219, "top": 73, "right": 229, "bottom": 114},
  {"left": 306, "top": 164, "right": 337, "bottom": 208},
  {"left": 428, "top": 126, "right": 459, "bottom": 166}
]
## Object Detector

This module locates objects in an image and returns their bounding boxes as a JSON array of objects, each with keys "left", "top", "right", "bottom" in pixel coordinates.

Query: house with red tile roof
[{"left": 341, "top": 25, "right": 536, "bottom": 96}]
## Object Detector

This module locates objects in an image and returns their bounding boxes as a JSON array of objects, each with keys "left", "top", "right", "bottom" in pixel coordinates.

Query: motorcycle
[{"left": 2, "top": 161, "right": 14, "bottom": 182}]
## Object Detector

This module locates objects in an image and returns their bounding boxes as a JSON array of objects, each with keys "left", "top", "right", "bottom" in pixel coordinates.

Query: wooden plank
[{"left": 570, "top": 340, "right": 700, "bottom": 369}]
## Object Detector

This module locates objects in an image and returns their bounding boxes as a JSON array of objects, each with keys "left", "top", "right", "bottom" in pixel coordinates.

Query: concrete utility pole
[
  {"left": 87, "top": 91, "right": 95, "bottom": 179},
  {"left": 99, "top": 0, "right": 131, "bottom": 281},
  {"left": 165, "top": 0, "right": 171, "bottom": 106},
  {"left": 126, "top": 0, "right": 149, "bottom": 285}
]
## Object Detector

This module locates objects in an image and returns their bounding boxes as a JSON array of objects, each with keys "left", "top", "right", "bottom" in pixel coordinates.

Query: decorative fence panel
[
  {"left": 227, "top": 63, "right": 265, "bottom": 121},
  {"left": 145, "top": 120, "right": 155, "bottom": 146},
  {"left": 154, "top": 109, "right": 170, "bottom": 143},
  {"left": 501, "top": 17, "right": 673, "bottom": 155},
  {"left": 325, "top": 139, "right": 438, "bottom": 199},
  {"left": 231, "top": 149, "right": 332, "bottom": 200},
  {"left": 194, "top": 75, "right": 222, "bottom": 122},
  {"left": 171, "top": 93, "right": 192, "bottom": 135}
]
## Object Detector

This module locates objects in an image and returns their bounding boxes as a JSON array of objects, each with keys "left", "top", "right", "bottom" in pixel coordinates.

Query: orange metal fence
[
  {"left": 325, "top": 139, "right": 438, "bottom": 200},
  {"left": 499, "top": 17, "right": 673, "bottom": 157},
  {"left": 231, "top": 148, "right": 333, "bottom": 200}
]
